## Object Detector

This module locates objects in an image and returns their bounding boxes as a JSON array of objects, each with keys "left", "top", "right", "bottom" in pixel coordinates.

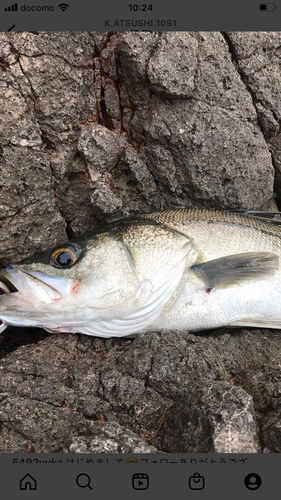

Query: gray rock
[
  {"left": 147, "top": 32, "right": 199, "bottom": 98},
  {"left": 225, "top": 32, "right": 281, "bottom": 206},
  {"left": 0, "top": 146, "right": 65, "bottom": 265},
  {"left": 78, "top": 125, "right": 125, "bottom": 183},
  {"left": 262, "top": 407, "right": 281, "bottom": 453},
  {"left": 64, "top": 423, "right": 158, "bottom": 453},
  {"left": 0, "top": 329, "right": 279, "bottom": 453},
  {"left": 118, "top": 31, "right": 274, "bottom": 209},
  {"left": 145, "top": 96, "right": 272, "bottom": 208}
]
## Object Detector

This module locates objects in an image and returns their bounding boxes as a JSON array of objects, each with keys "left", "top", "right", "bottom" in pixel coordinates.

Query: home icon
[{"left": 19, "top": 473, "right": 37, "bottom": 490}]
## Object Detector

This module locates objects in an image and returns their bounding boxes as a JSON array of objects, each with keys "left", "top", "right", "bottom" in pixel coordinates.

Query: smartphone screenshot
[{"left": 0, "top": 0, "right": 280, "bottom": 497}]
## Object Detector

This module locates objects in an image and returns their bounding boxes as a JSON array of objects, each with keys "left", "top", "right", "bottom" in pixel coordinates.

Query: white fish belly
[{"left": 152, "top": 271, "right": 281, "bottom": 331}]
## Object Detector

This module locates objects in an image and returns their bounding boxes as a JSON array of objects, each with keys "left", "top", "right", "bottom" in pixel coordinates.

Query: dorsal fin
[{"left": 228, "top": 209, "right": 281, "bottom": 225}]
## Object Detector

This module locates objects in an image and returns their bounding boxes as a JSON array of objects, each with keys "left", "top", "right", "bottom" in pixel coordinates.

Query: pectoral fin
[{"left": 191, "top": 252, "right": 279, "bottom": 289}]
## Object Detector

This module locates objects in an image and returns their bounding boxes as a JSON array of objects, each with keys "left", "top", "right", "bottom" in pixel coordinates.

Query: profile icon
[{"left": 244, "top": 473, "right": 262, "bottom": 490}]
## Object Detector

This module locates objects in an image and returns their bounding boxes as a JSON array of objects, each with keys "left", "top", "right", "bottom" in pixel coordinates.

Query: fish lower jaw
[{"left": 0, "top": 321, "right": 7, "bottom": 333}]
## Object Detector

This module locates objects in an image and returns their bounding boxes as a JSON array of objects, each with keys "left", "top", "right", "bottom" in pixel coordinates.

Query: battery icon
[{"left": 259, "top": 3, "right": 277, "bottom": 10}]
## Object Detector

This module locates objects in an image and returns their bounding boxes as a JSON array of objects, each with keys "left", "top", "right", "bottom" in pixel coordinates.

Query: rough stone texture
[
  {"left": 224, "top": 32, "right": 281, "bottom": 207},
  {"left": 64, "top": 423, "right": 158, "bottom": 453},
  {"left": 0, "top": 328, "right": 280, "bottom": 453},
  {"left": 0, "top": 32, "right": 281, "bottom": 453}
]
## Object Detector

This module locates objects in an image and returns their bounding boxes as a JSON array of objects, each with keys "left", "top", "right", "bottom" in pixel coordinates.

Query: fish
[{"left": 1, "top": 207, "right": 281, "bottom": 338}]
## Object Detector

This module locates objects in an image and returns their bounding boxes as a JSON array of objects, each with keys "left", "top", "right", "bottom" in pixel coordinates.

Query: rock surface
[
  {"left": 0, "top": 328, "right": 280, "bottom": 453},
  {"left": 64, "top": 423, "right": 158, "bottom": 453},
  {"left": 0, "top": 31, "right": 281, "bottom": 453}
]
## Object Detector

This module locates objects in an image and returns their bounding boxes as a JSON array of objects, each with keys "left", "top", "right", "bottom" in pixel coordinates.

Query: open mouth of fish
[
  {"left": 0, "top": 266, "right": 71, "bottom": 309},
  {"left": 0, "top": 274, "right": 18, "bottom": 296},
  {"left": 0, "top": 269, "right": 21, "bottom": 333},
  {"left": 0, "top": 267, "right": 73, "bottom": 333}
]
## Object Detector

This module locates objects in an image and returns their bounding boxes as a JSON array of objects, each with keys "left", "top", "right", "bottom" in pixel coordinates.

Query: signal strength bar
[{"left": 5, "top": 3, "right": 18, "bottom": 11}]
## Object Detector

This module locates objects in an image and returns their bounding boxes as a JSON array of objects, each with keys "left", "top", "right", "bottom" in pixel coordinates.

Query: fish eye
[{"left": 50, "top": 246, "right": 78, "bottom": 268}]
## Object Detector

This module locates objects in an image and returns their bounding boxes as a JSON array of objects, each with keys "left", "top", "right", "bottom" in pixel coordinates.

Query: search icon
[{"left": 76, "top": 473, "right": 93, "bottom": 490}]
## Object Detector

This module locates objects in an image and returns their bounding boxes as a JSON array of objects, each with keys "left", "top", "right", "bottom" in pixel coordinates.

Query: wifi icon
[{"left": 58, "top": 3, "right": 69, "bottom": 11}]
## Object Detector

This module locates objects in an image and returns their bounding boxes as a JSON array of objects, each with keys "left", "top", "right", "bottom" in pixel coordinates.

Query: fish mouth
[
  {"left": 0, "top": 274, "right": 18, "bottom": 295},
  {"left": 0, "top": 266, "right": 72, "bottom": 309}
]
